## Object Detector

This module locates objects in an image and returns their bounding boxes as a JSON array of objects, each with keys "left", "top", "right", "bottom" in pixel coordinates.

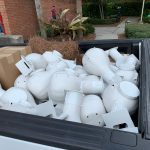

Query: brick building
[{"left": 0, "top": 0, "right": 80, "bottom": 39}]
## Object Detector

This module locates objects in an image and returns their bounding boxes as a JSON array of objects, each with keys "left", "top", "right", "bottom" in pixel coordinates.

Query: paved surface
[{"left": 95, "top": 17, "right": 139, "bottom": 40}]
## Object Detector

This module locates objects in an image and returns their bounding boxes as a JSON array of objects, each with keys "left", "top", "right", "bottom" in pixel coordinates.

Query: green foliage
[
  {"left": 143, "top": 16, "right": 150, "bottom": 23},
  {"left": 45, "top": 25, "right": 53, "bottom": 37},
  {"left": 68, "top": 14, "right": 88, "bottom": 39},
  {"left": 45, "top": 9, "right": 90, "bottom": 40},
  {"left": 83, "top": 3, "right": 101, "bottom": 18},
  {"left": 83, "top": 0, "right": 144, "bottom": 17},
  {"left": 144, "top": 9, "right": 150, "bottom": 16},
  {"left": 87, "top": 18, "right": 116, "bottom": 25},
  {"left": 83, "top": 23, "right": 95, "bottom": 35},
  {"left": 145, "top": 2, "right": 150, "bottom": 9},
  {"left": 106, "top": 1, "right": 142, "bottom": 16},
  {"left": 125, "top": 24, "right": 150, "bottom": 38},
  {"left": 36, "top": 31, "right": 41, "bottom": 36}
]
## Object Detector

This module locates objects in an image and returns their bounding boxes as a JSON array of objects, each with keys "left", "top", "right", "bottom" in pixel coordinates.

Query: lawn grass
[{"left": 125, "top": 23, "right": 150, "bottom": 38}]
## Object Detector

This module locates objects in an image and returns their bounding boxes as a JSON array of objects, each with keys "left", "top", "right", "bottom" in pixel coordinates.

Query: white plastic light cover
[{"left": 16, "top": 56, "right": 34, "bottom": 76}]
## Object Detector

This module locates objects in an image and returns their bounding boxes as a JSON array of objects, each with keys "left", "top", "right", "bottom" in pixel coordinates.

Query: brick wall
[
  {"left": 41, "top": 0, "right": 77, "bottom": 23},
  {"left": 0, "top": 0, "right": 39, "bottom": 39},
  {"left": 0, "top": 0, "right": 77, "bottom": 39},
  {"left": 0, "top": 0, "right": 10, "bottom": 34}
]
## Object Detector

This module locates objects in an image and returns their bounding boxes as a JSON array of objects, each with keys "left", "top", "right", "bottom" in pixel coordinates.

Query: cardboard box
[
  {"left": 0, "top": 46, "right": 31, "bottom": 89},
  {"left": 0, "top": 46, "right": 31, "bottom": 55}
]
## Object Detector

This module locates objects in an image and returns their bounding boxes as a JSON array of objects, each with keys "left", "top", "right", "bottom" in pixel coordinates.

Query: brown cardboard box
[
  {"left": 0, "top": 46, "right": 31, "bottom": 55},
  {"left": 0, "top": 46, "right": 31, "bottom": 89}
]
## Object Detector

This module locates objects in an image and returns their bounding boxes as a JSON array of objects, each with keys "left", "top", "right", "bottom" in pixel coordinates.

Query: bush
[
  {"left": 36, "top": 31, "right": 41, "bottom": 36},
  {"left": 83, "top": 23, "right": 95, "bottom": 35},
  {"left": 87, "top": 18, "right": 117, "bottom": 25},
  {"left": 125, "top": 24, "right": 150, "bottom": 38},
  {"left": 106, "top": 1, "right": 142, "bottom": 16},
  {"left": 83, "top": 1, "right": 143, "bottom": 18},
  {"left": 45, "top": 25, "right": 53, "bottom": 37},
  {"left": 144, "top": 9, "right": 150, "bottom": 16},
  {"left": 145, "top": 2, "right": 150, "bottom": 9},
  {"left": 82, "top": 3, "right": 101, "bottom": 18},
  {"left": 143, "top": 16, "right": 150, "bottom": 23}
]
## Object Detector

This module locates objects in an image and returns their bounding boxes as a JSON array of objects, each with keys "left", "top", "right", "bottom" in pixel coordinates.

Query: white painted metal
[
  {"left": 109, "top": 47, "right": 140, "bottom": 71},
  {"left": 27, "top": 69, "right": 54, "bottom": 100},
  {"left": 0, "top": 87, "right": 36, "bottom": 107},
  {"left": 110, "top": 63, "right": 119, "bottom": 72},
  {"left": 58, "top": 91, "right": 84, "bottom": 123},
  {"left": 25, "top": 53, "right": 47, "bottom": 70},
  {"left": 43, "top": 51, "right": 62, "bottom": 64},
  {"left": 46, "top": 61, "right": 68, "bottom": 71},
  {"left": 48, "top": 71, "right": 81, "bottom": 102},
  {"left": 74, "top": 65, "right": 88, "bottom": 77},
  {"left": 0, "top": 135, "right": 64, "bottom": 150},
  {"left": 80, "top": 75, "right": 105, "bottom": 94},
  {"left": 116, "top": 69, "right": 138, "bottom": 84},
  {"left": 82, "top": 47, "right": 121, "bottom": 84},
  {"left": 81, "top": 95, "right": 106, "bottom": 127},
  {"left": 109, "top": 47, "right": 123, "bottom": 61},
  {"left": 102, "top": 109, "right": 135, "bottom": 129},
  {"left": 15, "top": 56, "right": 34, "bottom": 76},
  {"left": 63, "top": 59, "right": 76, "bottom": 69},
  {"left": 14, "top": 75, "right": 29, "bottom": 89},
  {"left": 116, "top": 54, "right": 140, "bottom": 71},
  {"left": 102, "top": 81, "right": 140, "bottom": 114}
]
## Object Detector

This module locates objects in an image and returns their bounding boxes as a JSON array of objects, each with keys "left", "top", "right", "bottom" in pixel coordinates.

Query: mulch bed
[
  {"left": 118, "top": 33, "right": 127, "bottom": 39},
  {"left": 28, "top": 36, "right": 79, "bottom": 60},
  {"left": 82, "top": 34, "right": 96, "bottom": 41}
]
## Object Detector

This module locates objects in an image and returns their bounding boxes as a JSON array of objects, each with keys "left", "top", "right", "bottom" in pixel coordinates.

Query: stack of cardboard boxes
[{"left": 0, "top": 46, "right": 31, "bottom": 89}]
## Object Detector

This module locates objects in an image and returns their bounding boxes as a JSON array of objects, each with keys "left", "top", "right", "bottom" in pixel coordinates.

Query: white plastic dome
[
  {"left": 82, "top": 47, "right": 121, "bottom": 84},
  {"left": 48, "top": 71, "right": 81, "bottom": 102},
  {"left": 0, "top": 87, "right": 36, "bottom": 108},
  {"left": 80, "top": 75, "right": 105, "bottom": 94},
  {"left": 46, "top": 60, "right": 68, "bottom": 71},
  {"left": 14, "top": 75, "right": 29, "bottom": 89},
  {"left": 27, "top": 69, "right": 54, "bottom": 100},
  {"left": 102, "top": 81, "right": 140, "bottom": 114},
  {"left": 81, "top": 95, "right": 106, "bottom": 127},
  {"left": 25, "top": 53, "right": 47, "bottom": 70},
  {"left": 43, "top": 51, "right": 62, "bottom": 64}
]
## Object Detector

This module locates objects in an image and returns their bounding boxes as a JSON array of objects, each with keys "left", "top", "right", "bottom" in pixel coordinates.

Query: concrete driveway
[{"left": 95, "top": 17, "right": 139, "bottom": 40}]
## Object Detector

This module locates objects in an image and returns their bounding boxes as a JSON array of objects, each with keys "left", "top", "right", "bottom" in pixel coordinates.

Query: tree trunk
[
  {"left": 101, "top": 0, "right": 104, "bottom": 19},
  {"left": 99, "top": 4, "right": 103, "bottom": 19},
  {"left": 100, "top": 0, "right": 104, "bottom": 19},
  {"left": 140, "top": 0, "right": 145, "bottom": 23},
  {"left": 34, "top": 0, "right": 47, "bottom": 39},
  {"left": 76, "top": 0, "right": 83, "bottom": 40},
  {"left": 99, "top": 0, "right": 105, "bottom": 19},
  {"left": 76, "top": 0, "right": 82, "bottom": 16}
]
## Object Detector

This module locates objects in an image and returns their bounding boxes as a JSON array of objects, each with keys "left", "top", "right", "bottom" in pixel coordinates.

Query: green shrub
[
  {"left": 125, "top": 24, "right": 150, "bottom": 38},
  {"left": 105, "top": 2, "right": 117, "bottom": 16},
  {"left": 87, "top": 18, "right": 116, "bottom": 25},
  {"left": 83, "top": 23, "right": 95, "bottom": 35},
  {"left": 106, "top": 1, "right": 142, "bottom": 16},
  {"left": 82, "top": 3, "right": 101, "bottom": 18},
  {"left": 144, "top": 9, "right": 150, "bottom": 16},
  {"left": 145, "top": 2, "right": 150, "bottom": 9},
  {"left": 45, "top": 25, "right": 53, "bottom": 37},
  {"left": 143, "top": 16, "right": 150, "bottom": 23},
  {"left": 36, "top": 31, "right": 41, "bottom": 36},
  {"left": 143, "top": 8, "right": 150, "bottom": 23},
  {"left": 83, "top": 1, "right": 142, "bottom": 18}
]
